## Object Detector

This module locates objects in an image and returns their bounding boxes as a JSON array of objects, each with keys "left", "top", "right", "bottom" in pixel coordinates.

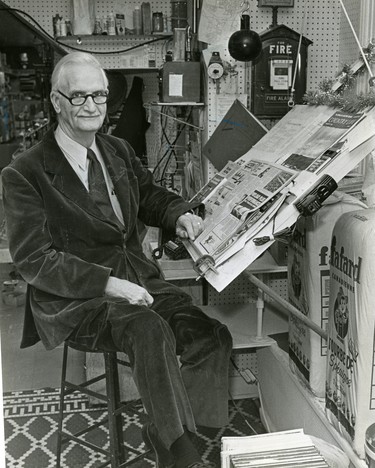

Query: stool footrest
[
  {"left": 68, "top": 417, "right": 110, "bottom": 438},
  {"left": 56, "top": 342, "right": 149, "bottom": 468},
  {"left": 63, "top": 380, "right": 108, "bottom": 402},
  {"left": 119, "top": 449, "right": 153, "bottom": 468},
  {"left": 59, "top": 431, "right": 152, "bottom": 466},
  {"left": 60, "top": 430, "right": 109, "bottom": 456}
]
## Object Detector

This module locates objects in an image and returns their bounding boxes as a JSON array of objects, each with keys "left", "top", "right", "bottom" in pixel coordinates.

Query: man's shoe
[{"left": 142, "top": 422, "right": 175, "bottom": 468}]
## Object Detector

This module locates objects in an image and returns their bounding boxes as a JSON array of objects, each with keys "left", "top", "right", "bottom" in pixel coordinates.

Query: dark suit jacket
[{"left": 2, "top": 128, "right": 200, "bottom": 350}]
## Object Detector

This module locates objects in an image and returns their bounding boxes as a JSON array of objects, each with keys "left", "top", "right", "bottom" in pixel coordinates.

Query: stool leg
[
  {"left": 105, "top": 352, "right": 125, "bottom": 468},
  {"left": 56, "top": 342, "right": 69, "bottom": 468}
]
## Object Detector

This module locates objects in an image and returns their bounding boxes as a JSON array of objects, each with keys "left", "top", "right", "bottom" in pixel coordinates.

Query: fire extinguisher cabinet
[{"left": 251, "top": 24, "right": 312, "bottom": 119}]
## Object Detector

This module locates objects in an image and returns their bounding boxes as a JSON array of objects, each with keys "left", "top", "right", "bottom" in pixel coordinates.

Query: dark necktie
[{"left": 87, "top": 148, "right": 117, "bottom": 221}]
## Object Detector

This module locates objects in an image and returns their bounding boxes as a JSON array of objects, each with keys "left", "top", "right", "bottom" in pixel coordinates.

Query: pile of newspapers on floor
[{"left": 221, "top": 429, "right": 335, "bottom": 467}]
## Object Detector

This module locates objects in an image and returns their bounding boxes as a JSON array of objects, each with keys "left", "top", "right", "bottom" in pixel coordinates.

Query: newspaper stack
[{"left": 221, "top": 429, "right": 330, "bottom": 467}]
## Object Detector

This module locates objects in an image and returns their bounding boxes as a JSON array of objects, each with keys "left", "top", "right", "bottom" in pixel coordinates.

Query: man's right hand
[{"left": 105, "top": 277, "right": 154, "bottom": 306}]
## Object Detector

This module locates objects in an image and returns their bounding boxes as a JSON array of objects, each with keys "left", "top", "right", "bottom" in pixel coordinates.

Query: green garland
[{"left": 304, "top": 43, "right": 375, "bottom": 112}]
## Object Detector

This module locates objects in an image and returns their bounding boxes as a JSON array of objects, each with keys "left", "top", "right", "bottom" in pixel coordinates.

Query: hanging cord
[
  {"left": 159, "top": 107, "right": 192, "bottom": 186},
  {"left": 158, "top": 109, "right": 180, "bottom": 184},
  {"left": 153, "top": 107, "right": 192, "bottom": 186},
  {"left": 0, "top": 6, "right": 171, "bottom": 56},
  {"left": 288, "top": 10, "right": 306, "bottom": 108},
  {"left": 153, "top": 108, "right": 177, "bottom": 183},
  {"left": 339, "top": 0, "right": 375, "bottom": 87}
]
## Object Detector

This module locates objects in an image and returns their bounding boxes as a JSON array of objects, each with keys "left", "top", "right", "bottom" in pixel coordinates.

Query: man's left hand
[{"left": 176, "top": 212, "right": 204, "bottom": 241}]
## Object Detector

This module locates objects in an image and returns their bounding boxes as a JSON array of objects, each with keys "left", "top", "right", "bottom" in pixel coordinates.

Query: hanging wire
[
  {"left": 159, "top": 108, "right": 180, "bottom": 184},
  {"left": 153, "top": 108, "right": 176, "bottom": 183},
  {"left": 153, "top": 107, "right": 193, "bottom": 187}
]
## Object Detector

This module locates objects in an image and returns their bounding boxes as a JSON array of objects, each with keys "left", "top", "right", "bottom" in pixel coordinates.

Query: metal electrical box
[
  {"left": 251, "top": 24, "right": 312, "bottom": 119},
  {"left": 159, "top": 62, "right": 201, "bottom": 103}
]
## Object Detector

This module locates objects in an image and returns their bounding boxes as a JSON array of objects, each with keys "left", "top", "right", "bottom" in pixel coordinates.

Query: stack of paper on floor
[
  {"left": 288, "top": 191, "right": 366, "bottom": 397},
  {"left": 326, "top": 208, "right": 375, "bottom": 458},
  {"left": 221, "top": 429, "right": 330, "bottom": 467}
]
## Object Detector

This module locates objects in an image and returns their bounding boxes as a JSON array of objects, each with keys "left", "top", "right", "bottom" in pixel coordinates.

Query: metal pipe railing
[{"left": 244, "top": 271, "right": 328, "bottom": 341}]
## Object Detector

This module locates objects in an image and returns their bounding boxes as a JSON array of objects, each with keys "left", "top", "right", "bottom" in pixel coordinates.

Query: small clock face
[{"left": 207, "top": 62, "right": 224, "bottom": 79}]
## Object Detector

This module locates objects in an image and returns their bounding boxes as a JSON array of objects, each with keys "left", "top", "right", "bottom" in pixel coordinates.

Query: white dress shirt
[{"left": 55, "top": 126, "right": 124, "bottom": 225}]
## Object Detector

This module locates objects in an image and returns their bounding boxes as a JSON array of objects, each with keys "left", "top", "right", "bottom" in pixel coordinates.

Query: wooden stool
[{"left": 56, "top": 340, "right": 150, "bottom": 468}]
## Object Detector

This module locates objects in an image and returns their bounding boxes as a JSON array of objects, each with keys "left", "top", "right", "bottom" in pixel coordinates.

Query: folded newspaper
[
  {"left": 184, "top": 159, "right": 296, "bottom": 271},
  {"left": 184, "top": 105, "right": 375, "bottom": 291},
  {"left": 221, "top": 429, "right": 330, "bottom": 468}
]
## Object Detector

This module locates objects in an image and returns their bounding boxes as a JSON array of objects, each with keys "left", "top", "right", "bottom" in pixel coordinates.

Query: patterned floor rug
[{"left": 3, "top": 388, "right": 266, "bottom": 468}]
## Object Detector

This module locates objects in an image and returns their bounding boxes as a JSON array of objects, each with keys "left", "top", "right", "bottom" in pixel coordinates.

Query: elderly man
[{"left": 2, "top": 52, "right": 232, "bottom": 468}]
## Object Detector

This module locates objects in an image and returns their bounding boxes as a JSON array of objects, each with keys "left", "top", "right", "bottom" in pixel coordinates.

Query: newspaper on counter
[
  {"left": 237, "top": 107, "right": 365, "bottom": 169},
  {"left": 185, "top": 105, "right": 375, "bottom": 291},
  {"left": 183, "top": 159, "right": 297, "bottom": 269},
  {"left": 277, "top": 110, "right": 365, "bottom": 172}
]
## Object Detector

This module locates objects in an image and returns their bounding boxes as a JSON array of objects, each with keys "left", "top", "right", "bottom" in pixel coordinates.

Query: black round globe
[{"left": 228, "top": 15, "right": 262, "bottom": 62}]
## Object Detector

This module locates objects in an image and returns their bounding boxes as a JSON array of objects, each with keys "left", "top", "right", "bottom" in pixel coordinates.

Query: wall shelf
[
  {"left": 56, "top": 33, "right": 172, "bottom": 44},
  {"left": 56, "top": 33, "right": 172, "bottom": 70}
]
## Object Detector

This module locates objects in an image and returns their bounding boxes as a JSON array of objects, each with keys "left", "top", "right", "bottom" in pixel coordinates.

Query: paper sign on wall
[{"left": 168, "top": 74, "right": 183, "bottom": 97}]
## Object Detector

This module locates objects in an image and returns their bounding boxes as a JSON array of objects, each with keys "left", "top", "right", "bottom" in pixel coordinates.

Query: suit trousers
[{"left": 68, "top": 291, "right": 233, "bottom": 449}]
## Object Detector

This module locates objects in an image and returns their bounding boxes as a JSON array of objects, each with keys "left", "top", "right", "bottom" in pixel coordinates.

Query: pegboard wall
[
  {"left": 5, "top": 0, "right": 359, "bottom": 86},
  {"left": 201, "top": 0, "right": 370, "bottom": 177},
  {"left": 206, "top": 271, "right": 288, "bottom": 306},
  {"left": 5, "top": 0, "right": 174, "bottom": 37},
  {"left": 6, "top": 0, "right": 364, "bottom": 125},
  {"left": 201, "top": 0, "right": 345, "bottom": 180},
  {"left": 202, "top": 0, "right": 342, "bottom": 108},
  {"left": 4, "top": 0, "right": 175, "bottom": 70}
]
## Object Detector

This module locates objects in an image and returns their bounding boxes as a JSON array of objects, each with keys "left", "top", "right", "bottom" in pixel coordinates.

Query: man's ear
[{"left": 50, "top": 91, "right": 61, "bottom": 114}]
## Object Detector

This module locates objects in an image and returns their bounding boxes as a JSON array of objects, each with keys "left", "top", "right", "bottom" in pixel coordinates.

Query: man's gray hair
[{"left": 51, "top": 52, "right": 108, "bottom": 91}]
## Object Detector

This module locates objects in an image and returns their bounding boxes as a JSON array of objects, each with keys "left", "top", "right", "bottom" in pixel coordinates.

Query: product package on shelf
[
  {"left": 71, "top": 0, "right": 95, "bottom": 35},
  {"left": 288, "top": 191, "right": 366, "bottom": 398},
  {"left": 326, "top": 208, "right": 375, "bottom": 458}
]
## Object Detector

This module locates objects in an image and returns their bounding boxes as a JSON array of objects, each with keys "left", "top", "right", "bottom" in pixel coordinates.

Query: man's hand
[
  {"left": 105, "top": 277, "right": 154, "bottom": 306},
  {"left": 176, "top": 212, "right": 204, "bottom": 241}
]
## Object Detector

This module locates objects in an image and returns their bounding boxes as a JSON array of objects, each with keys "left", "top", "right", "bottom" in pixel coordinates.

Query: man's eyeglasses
[{"left": 57, "top": 90, "right": 109, "bottom": 106}]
